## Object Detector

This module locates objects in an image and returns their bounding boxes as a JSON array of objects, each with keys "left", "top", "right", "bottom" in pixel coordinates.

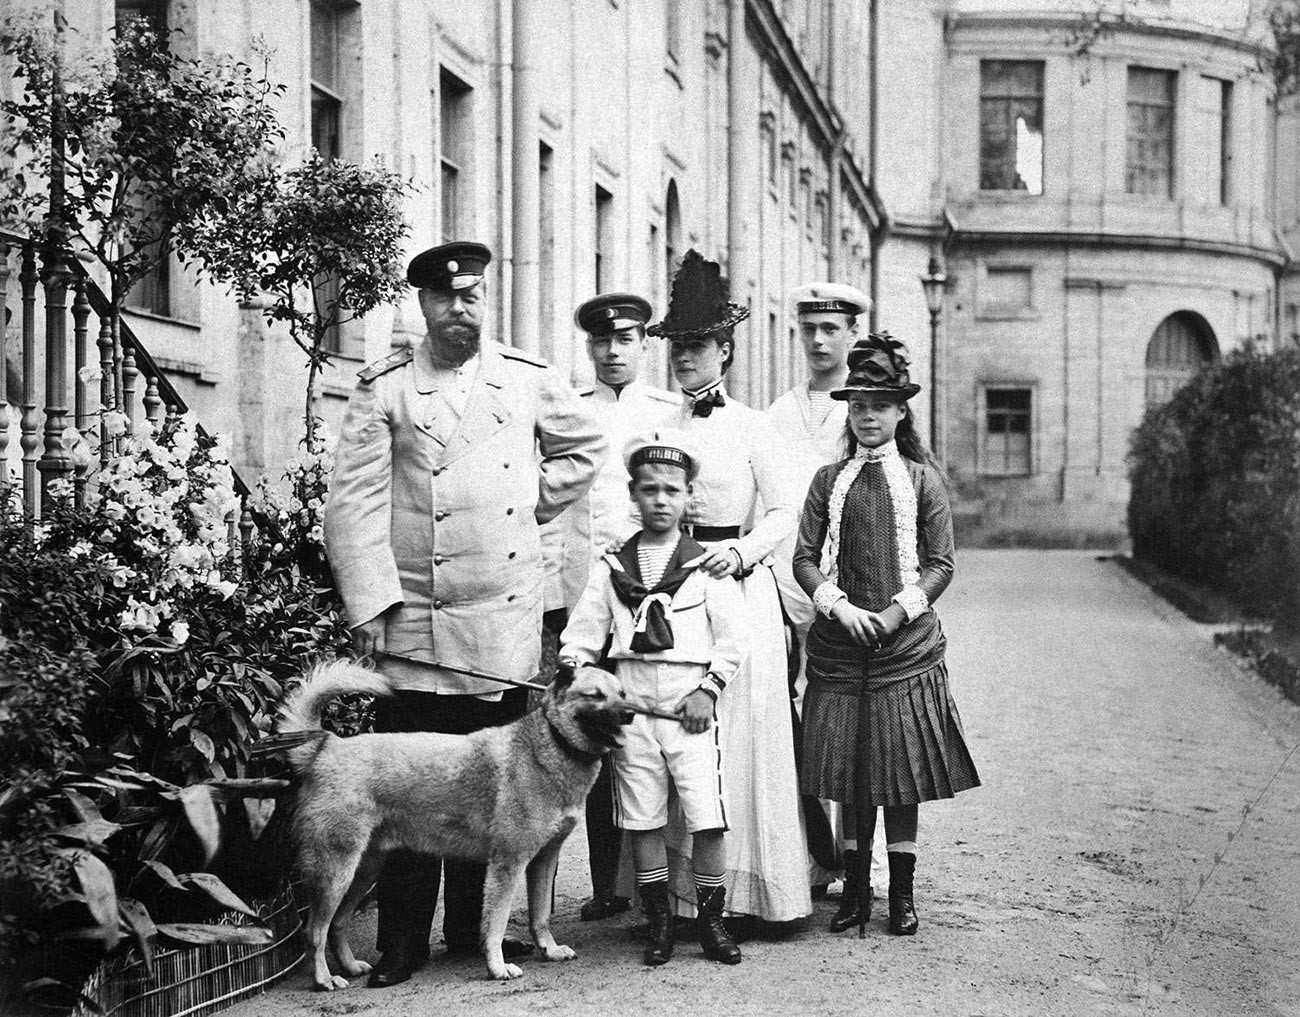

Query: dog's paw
[
  {"left": 540, "top": 944, "right": 576, "bottom": 963},
  {"left": 488, "top": 962, "right": 524, "bottom": 981},
  {"left": 314, "top": 975, "right": 350, "bottom": 992},
  {"left": 338, "top": 959, "right": 371, "bottom": 977}
]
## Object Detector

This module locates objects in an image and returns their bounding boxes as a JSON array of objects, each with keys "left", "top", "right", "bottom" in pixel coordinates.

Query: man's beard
[{"left": 429, "top": 319, "right": 481, "bottom": 363}]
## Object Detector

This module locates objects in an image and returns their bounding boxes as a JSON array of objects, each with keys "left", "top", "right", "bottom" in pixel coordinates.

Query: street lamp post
[{"left": 919, "top": 254, "right": 948, "bottom": 452}]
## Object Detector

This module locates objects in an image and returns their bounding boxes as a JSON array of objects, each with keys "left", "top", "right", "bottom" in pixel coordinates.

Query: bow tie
[{"left": 690, "top": 389, "right": 725, "bottom": 418}]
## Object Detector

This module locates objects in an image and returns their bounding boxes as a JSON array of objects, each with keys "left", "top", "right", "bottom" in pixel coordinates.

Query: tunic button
[
  {"left": 432, "top": 467, "right": 443, "bottom": 477},
  {"left": 433, "top": 599, "right": 444, "bottom": 610},
  {"left": 508, "top": 551, "right": 517, "bottom": 559},
  {"left": 435, "top": 511, "right": 447, "bottom": 521},
  {"left": 434, "top": 555, "right": 445, "bottom": 565},
  {"left": 506, "top": 507, "right": 514, "bottom": 515}
]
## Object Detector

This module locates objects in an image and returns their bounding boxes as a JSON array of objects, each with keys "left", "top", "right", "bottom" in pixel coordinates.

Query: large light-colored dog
[{"left": 278, "top": 660, "right": 632, "bottom": 988}]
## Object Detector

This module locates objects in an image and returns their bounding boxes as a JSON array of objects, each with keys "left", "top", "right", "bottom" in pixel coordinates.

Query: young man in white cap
[
  {"left": 765, "top": 281, "right": 879, "bottom": 929},
  {"left": 544, "top": 292, "right": 678, "bottom": 922}
]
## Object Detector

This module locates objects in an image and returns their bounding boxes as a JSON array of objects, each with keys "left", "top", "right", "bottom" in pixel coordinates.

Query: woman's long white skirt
[{"left": 663, "top": 564, "right": 813, "bottom": 922}]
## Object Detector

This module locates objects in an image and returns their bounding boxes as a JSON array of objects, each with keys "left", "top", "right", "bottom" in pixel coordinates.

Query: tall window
[
  {"left": 595, "top": 185, "right": 613, "bottom": 293},
  {"left": 983, "top": 388, "right": 1032, "bottom": 476},
  {"left": 539, "top": 142, "right": 555, "bottom": 358},
  {"left": 979, "top": 60, "right": 1044, "bottom": 194},
  {"left": 1126, "top": 67, "right": 1176, "bottom": 197},
  {"left": 1204, "top": 76, "right": 1232, "bottom": 206},
  {"left": 439, "top": 69, "right": 472, "bottom": 244},
  {"left": 115, "top": 0, "right": 169, "bottom": 29},
  {"left": 664, "top": 180, "right": 681, "bottom": 302},
  {"left": 310, "top": 0, "right": 341, "bottom": 162}
]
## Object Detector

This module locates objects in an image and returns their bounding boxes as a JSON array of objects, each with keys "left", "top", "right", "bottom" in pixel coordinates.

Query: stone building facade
[
  {"left": 873, "top": 0, "right": 1281, "bottom": 544},
  {"left": 4, "top": 0, "right": 1294, "bottom": 545}
]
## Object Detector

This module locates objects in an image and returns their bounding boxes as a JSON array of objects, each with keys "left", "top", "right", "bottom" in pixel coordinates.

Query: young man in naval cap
[
  {"left": 542, "top": 291, "right": 679, "bottom": 922},
  {"left": 324, "top": 240, "right": 606, "bottom": 987}
]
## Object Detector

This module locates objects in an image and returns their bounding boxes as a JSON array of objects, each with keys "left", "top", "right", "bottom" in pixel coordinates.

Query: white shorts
[{"left": 610, "top": 660, "right": 729, "bottom": 833}]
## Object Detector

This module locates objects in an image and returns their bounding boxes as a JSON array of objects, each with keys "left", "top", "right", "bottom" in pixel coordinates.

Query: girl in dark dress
[{"left": 793, "top": 332, "right": 979, "bottom": 936}]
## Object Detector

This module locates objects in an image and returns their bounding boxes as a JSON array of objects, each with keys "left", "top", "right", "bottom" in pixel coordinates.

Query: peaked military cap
[
  {"left": 832, "top": 332, "right": 922, "bottom": 400},
  {"left": 575, "top": 292, "right": 653, "bottom": 336},
  {"left": 407, "top": 241, "right": 492, "bottom": 291},
  {"left": 789, "top": 281, "right": 871, "bottom": 318}
]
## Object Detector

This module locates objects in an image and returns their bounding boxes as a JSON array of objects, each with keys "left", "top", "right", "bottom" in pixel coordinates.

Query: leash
[{"left": 377, "top": 650, "right": 684, "bottom": 723}]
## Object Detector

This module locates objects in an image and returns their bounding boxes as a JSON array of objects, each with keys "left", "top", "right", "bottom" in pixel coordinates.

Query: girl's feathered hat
[
  {"left": 646, "top": 249, "right": 749, "bottom": 340},
  {"left": 832, "top": 332, "right": 922, "bottom": 400}
]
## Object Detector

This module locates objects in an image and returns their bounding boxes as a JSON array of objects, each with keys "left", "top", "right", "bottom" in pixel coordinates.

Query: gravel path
[{"left": 222, "top": 550, "right": 1300, "bottom": 1017}]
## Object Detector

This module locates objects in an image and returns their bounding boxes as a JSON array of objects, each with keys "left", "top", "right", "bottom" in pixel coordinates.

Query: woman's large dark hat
[
  {"left": 832, "top": 332, "right": 922, "bottom": 400},
  {"left": 646, "top": 249, "right": 749, "bottom": 340}
]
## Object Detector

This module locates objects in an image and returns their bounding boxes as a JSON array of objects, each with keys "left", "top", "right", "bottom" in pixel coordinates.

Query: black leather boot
[
  {"left": 829, "top": 849, "right": 872, "bottom": 933},
  {"left": 639, "top": 881, "right": 674, "bottom": 966},
  {"left": 696, "top": 885, "right": 742, "bottom": 964},
  {"left": 887, "top": 851, "right": 918, "bottom": 936}
]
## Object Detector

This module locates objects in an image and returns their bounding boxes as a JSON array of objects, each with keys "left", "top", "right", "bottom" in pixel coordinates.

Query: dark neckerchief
[
  {"left": 547, "top": 718, "right": 604, "bottom": 764},
  {"left": 607, "top": 532, "right": 707, "bottom": 652}
]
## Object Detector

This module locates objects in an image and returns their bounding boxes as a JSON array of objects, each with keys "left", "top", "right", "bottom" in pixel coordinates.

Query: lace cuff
[
  {"left": 891, "top": 585, "right": 929, "bottom": 623},
  {"left": 813, "top": 582, "right": 848, "bottom": 618}
]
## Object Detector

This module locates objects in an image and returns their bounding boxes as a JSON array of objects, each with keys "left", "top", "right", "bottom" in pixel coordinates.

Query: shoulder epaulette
[
  {"left": 357, "top": 346, "right": 414, "bottom": 383},
  {"left": 577, "top": 385, "right": 596, "bottom": 397},
  {"left": 499, "top": 345, "right": 549, "bottom": 369}
]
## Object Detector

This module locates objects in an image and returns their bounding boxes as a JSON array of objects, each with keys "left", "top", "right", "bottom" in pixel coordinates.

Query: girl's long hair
[{"left": 842, "top": 405, "right": 950, "bottom": 486}]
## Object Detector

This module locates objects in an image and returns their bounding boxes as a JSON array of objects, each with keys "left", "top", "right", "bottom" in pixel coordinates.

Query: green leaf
[
  {"left": 22, "top": 977, "right": 106, "bottom": 1015},
  {"left": 189, "top": 728, "right": 217, "bottom": 762},
  {"left": 53, "top": 818, "right": 123, "bottom": 848},
  {"left": 178, "top": 872, "right": 257, "bottom": 917},
  {"left": 117, "top": 898, "right": 158, "bottom": 976},
  {"left": 155, "top": 923, "right": 273, "bottom": 946},
  {"left": 61, "top": 788, "right": 104, "bottom": 823},
  {"left": 140, "top": 859, "right": 186, "bottom": 890},
  {"left": 70, "top": 850, "right": 122, "bottom": 951},
  {"left": 173, "top": 784, "right": 221, "bottom": 864}
]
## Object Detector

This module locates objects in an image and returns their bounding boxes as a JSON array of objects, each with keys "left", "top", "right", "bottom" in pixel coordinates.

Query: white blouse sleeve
[{"left": 732, "top": 413, "right": 798, "bottom": 569}]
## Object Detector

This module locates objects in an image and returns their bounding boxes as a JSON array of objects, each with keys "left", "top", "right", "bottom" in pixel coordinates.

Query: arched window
[
  {"left": 1144, "top": 312, "right": 1218, "bottom": 407},
  {"left": 664, "top": 180, "right": 681, "bottom": 303}
]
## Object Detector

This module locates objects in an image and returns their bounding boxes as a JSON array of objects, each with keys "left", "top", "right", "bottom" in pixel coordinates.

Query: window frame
[
  {"left": 975, "top": 263, "right": 1038, "bottom": 322},
  {"left": 978, "top": 384, "right": 1036, "bottom": 478},
  {"left": 978, "top": 59, "right": 1045, "bottom": 195},
  {"left": 1125, "top": 65, "right": 1178, "bottom": 199}
]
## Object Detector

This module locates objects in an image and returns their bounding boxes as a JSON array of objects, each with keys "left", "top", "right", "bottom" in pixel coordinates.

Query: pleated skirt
[{"left": 801, "top": 660, "right": 980, "bottom": 807}]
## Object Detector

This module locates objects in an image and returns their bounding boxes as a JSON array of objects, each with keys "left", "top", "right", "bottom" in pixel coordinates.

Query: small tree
[
  {"left": 0, "top": 10, "right": 282, "bottom": 400},
  {"left": 196, "top": 151, "right": 412, "bottom": 452}
]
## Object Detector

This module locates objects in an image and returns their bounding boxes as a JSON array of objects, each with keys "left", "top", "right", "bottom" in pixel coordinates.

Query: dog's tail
[{"left": 276, "top": 659, "right": 393, "bottom": 770}]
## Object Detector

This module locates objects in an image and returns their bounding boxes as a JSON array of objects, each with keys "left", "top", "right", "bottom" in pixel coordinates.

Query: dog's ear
[{"left": 552, "top": 662, "right": 577, "bottom": 692}]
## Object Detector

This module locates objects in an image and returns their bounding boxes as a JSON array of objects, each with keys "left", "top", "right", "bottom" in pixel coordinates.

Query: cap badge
[{"left": 447, "top": 260, "right": 458, "bottom": 273}]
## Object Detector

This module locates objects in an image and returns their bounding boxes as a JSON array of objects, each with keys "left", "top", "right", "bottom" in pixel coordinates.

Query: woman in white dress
[{"left": 647, "top": 250, "right": 813, "bottom": 927}]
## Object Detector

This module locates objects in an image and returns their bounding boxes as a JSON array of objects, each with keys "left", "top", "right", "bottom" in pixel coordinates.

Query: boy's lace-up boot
[
  {"left": 640, "top": 881, "right": 674, "bottom": 965},
  {"left": 887, "top": 851, "right": 918, "bottom": 936},
  {"left": 696, "top": 885, "right": 742, "bottom": 964}
]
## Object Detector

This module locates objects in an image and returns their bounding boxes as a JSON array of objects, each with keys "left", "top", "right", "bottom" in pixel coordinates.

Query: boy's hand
[
  {"left": 674, "top": 689, "right": 715, "bottom": 734},
  {"left": 830, "top": 600, "right": 883, "bottom": 649}
]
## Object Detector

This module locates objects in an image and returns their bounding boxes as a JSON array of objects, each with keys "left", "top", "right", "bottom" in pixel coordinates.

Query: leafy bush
[
  {"left": 1128, "top": 344, "right": 1300, "bottom": 625},
  {"left": 0, "top": 424, "right": 355, "bottom": 1005}
]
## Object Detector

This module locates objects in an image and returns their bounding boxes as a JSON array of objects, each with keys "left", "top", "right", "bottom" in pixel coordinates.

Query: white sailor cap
[{"left": 788, "top": 282, "right": 871, "bottom": 318}]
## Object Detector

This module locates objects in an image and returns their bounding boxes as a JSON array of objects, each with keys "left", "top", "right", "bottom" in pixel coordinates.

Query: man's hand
[
  {"left": 674, "top": 689, "right": 715, "bottom": 734},
  {"left": 830, "top": 600, "right": 882, "bottom": 649},
  {"left": 351, "top": 606, "right": 398, "bottom": 660}
]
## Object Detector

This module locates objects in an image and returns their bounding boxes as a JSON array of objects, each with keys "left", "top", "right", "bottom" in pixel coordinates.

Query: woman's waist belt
[{"left": 684, "top": 524, "right": 741, "bottom": 541}]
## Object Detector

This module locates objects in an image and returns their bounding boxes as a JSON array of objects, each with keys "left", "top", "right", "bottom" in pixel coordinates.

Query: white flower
[
  {"left": 78, "top": 364, "right": 103, "bottom": 384},
  {"left": 171, "top": 621, "right": 190, "bottom": 645},
  {"left": 102, "top": 410, "right": 130, "bottom": 438}
]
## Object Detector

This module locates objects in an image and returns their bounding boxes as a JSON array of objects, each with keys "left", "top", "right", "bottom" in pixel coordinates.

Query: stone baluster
[
  {"left": 97, "top": 316, "right": 113, "bottom": 472},
  {"left": 18, "top": 242, "right": 39, "bottom": 518},
  {"left": 164, "top": 402, "right": 181, "bottom": 429},
  {"left": 38, "top": 245, "right": 74, "bottom": 510},
  {"left": 142, "top": 370, "right": 162, "bottom": 431},
  {"left": 71, "top": 276, "right": 91, "bottom": 505},
  {"left": 226, "top": 506, "right": 237, "bottom": 548},
  {"left": 239, "top": 500, "right": 255, "bottom": 553},
  {"left": 121, "top": 342, "right": 137, "bottom": 438},
  {"left": 0, "top": 242, "right": 10, "bottom": 507}
]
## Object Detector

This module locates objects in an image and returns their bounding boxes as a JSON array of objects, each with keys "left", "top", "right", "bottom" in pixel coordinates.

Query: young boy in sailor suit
[{"left": 559, "top": 433, "right": 748, "bottom": 968}]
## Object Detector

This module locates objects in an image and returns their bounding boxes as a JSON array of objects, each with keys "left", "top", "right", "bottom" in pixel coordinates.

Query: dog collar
[{"left": 547, "top": 719, "right": 605, "bottom": 765}]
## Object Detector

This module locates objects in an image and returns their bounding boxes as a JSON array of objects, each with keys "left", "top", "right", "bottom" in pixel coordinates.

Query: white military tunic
[
  {"left": 544, "top": 379, "right": 679, "bottom": 611},
  {"left": 324, "top": 340, "right": 606, "bottom": 696}
]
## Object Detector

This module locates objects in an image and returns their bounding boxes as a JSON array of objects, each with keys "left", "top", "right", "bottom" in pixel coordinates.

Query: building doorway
[{"left": 1144, "top": 312, "right": 1218, "bottom": 407}]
